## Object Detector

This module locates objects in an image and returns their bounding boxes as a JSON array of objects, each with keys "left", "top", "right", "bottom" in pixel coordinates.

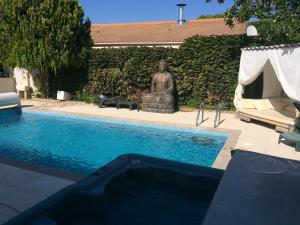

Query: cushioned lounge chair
[
  {"left": 278, "top": 102, "right": 300, "bottom": 151},
  {"left": 97, "top": 94, "right": 120, "bottom": 108},
  {"left": 117, "top": 97, "right": 139, "bottom": 111},
  {"left": 0, "top": 92, "right": 21, "bottom": 108},
  {"left": 238, "top": 98, "right": 299, "bottom": 132}
]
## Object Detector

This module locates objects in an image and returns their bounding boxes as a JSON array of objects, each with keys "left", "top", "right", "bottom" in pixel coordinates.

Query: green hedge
[
  {"left": 49, "top": 66, "right": 89, "bottom": 97},
  {"left": 49, "top": 35, "right": 264, "bottom": 108},
  {"left": 81, "top": 35, "right": 249, "bottom": 107},
  {"left": 83, "top": 47, "right": 176, "bottom": 101}
]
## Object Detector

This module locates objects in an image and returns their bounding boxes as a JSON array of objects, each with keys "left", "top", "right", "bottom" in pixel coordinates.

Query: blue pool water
[{"left": 0, "top": 109, "right": 228, "bottom": 175}]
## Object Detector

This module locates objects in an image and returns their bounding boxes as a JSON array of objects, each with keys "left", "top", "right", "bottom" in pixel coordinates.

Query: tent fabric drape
[
  {"left": 238, "top": 50, "right": 269, "bottom": 85},
  {"left": 267, "top": 47, "right": 300, "bottom": 101},
  {"left": 234, "top": 45, "right": 300, "bottom": 108},
  {"left": 262, "top": 60, "right": 282, "bottom": 99}
]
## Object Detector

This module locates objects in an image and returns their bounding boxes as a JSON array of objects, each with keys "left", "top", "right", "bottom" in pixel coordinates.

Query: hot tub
[
  {"left": 4, "top": 154, "right": 223, "bottom": 225},
  {"left": 6, "top": 151, "right": 300, "bottom": 225}
]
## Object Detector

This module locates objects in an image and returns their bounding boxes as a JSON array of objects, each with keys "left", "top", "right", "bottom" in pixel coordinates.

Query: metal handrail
[
  {"left": 196, "top": 102, "right": 205, "bottom": 126},
  {"left": 214, "top": 103, "right": 225, "bottom": 128}
]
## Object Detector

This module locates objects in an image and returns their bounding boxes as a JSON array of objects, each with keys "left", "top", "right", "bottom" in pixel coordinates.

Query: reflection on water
[{"left": 191, "top": 136, "right": 215, "bottom": 146}]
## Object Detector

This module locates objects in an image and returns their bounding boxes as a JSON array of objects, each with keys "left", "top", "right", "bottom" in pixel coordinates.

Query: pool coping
[
  {"left": 0, "top": 106, "right": 241, "bottom": 180},
  {"left": 0, "top": 156, "right": 83, "bottom": 181}
]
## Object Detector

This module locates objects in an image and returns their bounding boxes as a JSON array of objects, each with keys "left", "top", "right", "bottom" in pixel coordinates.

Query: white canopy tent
[{"left": 234, "top": 44, "right": 300, "bottom": 108}]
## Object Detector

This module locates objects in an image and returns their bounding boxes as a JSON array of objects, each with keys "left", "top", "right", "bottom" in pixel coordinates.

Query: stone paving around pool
[
  {"left": 0, "top": 163, "right": 73, "bottom": 224},
  {"left": 0, "top": 98, "right": 299, "bottom": 223}
]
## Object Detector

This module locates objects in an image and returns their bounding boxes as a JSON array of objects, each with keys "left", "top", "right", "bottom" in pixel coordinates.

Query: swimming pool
[{"left": 0, "top": 109, "right": 228, "bottom": 175}]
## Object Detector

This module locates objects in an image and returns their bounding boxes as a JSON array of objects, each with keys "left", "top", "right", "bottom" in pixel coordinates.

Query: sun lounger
[
  {"left": 97, "top": 94, "right": 120, "bottom": 108},
  {"left": 279, "top": 118, "right": 300, "bottom": 151},
  {"left": 117, "top": 98, "right": 139, "bottom": 111},
  {"left": 237, "top": 98, "right": 299, "bottom": 132},
  {"left": 279, "top": 132, "right": 300, "bottom": 151},
  {"left": 0, "top": 92, "right": 21, "bottom": 109}
]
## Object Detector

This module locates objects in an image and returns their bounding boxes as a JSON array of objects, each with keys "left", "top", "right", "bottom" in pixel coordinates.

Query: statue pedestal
[{"left": 142, "top": 102, "right": 174, "bottom": 114}]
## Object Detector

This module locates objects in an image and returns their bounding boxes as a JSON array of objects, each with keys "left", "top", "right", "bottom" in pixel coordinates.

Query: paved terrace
[
  {"left": 0, "top": 163, "right": 73, "bottom": 224},
  {"left": 0, "top": 98, "right": 299, "bottom": 223}
]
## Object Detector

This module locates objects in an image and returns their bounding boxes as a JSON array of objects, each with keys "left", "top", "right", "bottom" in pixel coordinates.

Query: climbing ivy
[{"left": 81, "top": 35, "right": 249, "bottom": 108}]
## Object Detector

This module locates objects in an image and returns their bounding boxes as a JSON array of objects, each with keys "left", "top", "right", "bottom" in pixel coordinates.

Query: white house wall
[
  {"left": 0, "top": 78, "right": 17, "bottom": 93},
  {"left": 13, "top": 67, "right": 38, "bottom": 91},
  {"left": 92, "top": 43, "right": 182, "bottom": 49}
]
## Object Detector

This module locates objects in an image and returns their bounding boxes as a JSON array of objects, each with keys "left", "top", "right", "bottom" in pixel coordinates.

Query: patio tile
[
  {"left": 0, "top": 184, "right": 16, "bottom": 196},
  {"left": 0, "top": 204, "right": 19, "bottom": 224},
  {"left": 20, "top": 175, "right": 73, "bottom": 196},
  {"left": 0, "top": 163, "right": 73, "bottom": 223},
  {"left": 0, "top": 189, "right": 46, "bottom": 211},
  {"left": 0, "top": 189, "right": 48, "bottom": 223},
  {"left": 0, "top": 166, "right": 44, "bottom": 189}
]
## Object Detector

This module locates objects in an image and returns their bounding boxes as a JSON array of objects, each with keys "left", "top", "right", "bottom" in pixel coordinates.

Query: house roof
[{"left": 91, "top": 18, "right": 247, "bottom": 45}]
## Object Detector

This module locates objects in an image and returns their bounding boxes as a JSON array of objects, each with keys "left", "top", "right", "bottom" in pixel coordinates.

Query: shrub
[
  {"left": 85, "top": 47, "right": 176, "bottom": 100},
  {"left": 74, "top": 91, "right": 97, "bottom": 103},
  {"left": 83, "top": 35, "right": 248, "bottom": 108},
  {"left": 49, "top": 67, "right": 89, "bottom": 98},
  {"left": 50, "top": 34, "right": 266, "bottom": 108},
  {"left": 83, "top": 68, "right": 124, "bottom": 97}
]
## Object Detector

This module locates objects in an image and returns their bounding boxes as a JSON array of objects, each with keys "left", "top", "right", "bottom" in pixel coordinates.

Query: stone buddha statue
[{"left": 142, "top": 60, "right": 175, "bottom": 113}]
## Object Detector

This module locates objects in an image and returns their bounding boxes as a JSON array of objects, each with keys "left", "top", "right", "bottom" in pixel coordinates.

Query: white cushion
[
  {"left": 269, "top": 98, "right": 288, "bottom": 110},
  {"left": 269, "top": 98, "right": 296, "bottom": 114},
  {"left": 252, "top": 99, "right": 273, "bottom": 111},
  {"left": 239, "top": 99, "right": 256, "bottom": 109}
]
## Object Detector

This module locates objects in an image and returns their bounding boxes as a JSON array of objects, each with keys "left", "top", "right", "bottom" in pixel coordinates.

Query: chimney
[{"left": 177, "top": 3, "right": 186, "bottom": 25}]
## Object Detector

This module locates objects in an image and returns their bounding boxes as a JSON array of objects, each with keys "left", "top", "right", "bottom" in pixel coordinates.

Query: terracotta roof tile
[{"left": 91, "top": 18, "right": 247, "bottom": 45}]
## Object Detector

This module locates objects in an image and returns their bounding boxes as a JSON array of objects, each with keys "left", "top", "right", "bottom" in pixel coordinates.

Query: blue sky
[{"left": 79, "top": 0, "right": 234, "bottom": 24}]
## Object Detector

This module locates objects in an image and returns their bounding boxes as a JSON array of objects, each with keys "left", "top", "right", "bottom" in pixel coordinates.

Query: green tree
[
  {"left": 206, "top": 0, "right": 300, "bottom": 42},
  {"left": 249, "top": 19, "right": 294, "bottom": 43},
  {"left": 197, "top": 13, "right": 224, "bottom": 19},
  {"left": 0, "top": 0, "right": 92, "bottom": 96}
]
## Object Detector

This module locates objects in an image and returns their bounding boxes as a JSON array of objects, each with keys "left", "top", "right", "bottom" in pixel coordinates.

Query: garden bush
[
  {"left": 81, "top": 35, "right": 249, "bottom": 108},
  {"left": 50, "top": 34, "right": 263, "bottom": 108},
  {"left": 49, "top": 66, "right": 89, "bottom": 97},
  {"left": 85, "top": 47, "right": 176, "bottom": 100}
]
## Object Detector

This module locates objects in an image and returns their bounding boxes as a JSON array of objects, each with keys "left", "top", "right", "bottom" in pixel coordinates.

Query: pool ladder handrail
[
  {"left": 196, "top": 102, "right": 206, "bottom": 126},
  {"left": 214, "top": 103, "right": 225, "bottom": 128},
  {"left": 196, "top": 102, "right": 226, "bottom": 128}
]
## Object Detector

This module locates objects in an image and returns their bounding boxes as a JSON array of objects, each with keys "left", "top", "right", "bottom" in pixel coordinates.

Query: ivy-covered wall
[
  {"left": 51, "top": 35, "right": 252, "bottom": 108},
  {"left": 84, "top": 47, "right": 176, "bottom": 102}
]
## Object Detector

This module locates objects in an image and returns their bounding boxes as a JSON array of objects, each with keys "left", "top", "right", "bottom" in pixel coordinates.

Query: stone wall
[
  {"left": 14, "top": 67, "right": 38, "bottom": 92},
  {"left": 0, "top": 78, "right": 17, "bottom": 93}
]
